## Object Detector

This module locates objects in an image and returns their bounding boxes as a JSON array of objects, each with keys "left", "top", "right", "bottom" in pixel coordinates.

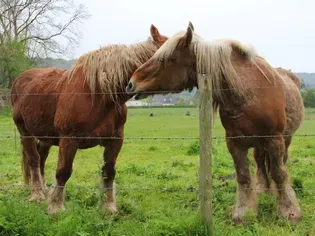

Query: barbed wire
[
  {"left": 0, "top": 133, "right": 314, "bottom": 141},
  {"left": 0, "top": 84, "right": 308, "bottom": 97},
  {"left": 0, "top": 183, "right": 314, "bottom": 193}
]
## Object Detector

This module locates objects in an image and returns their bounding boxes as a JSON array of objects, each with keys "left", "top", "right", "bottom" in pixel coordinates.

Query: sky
[{"left": 72, "top": 0, "right": 315, "bottom": 72}]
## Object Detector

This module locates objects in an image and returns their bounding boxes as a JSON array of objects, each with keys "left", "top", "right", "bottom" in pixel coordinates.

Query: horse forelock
[
  {"left": 66, "top": 39, "right": 159, "bottom": 103},
  {"left": 152, "top": 31, "right": 203, "bottom": 61}
]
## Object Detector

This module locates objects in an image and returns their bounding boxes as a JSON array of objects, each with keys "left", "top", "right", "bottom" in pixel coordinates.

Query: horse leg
[
  {"left": 269, "top": 136, "right": 292, "bottom": 196},
  {"left": 37, "top": 141, "right": 52, "bottom": 189},
  {"left": 101, "top": 127, "right": 124, "bottom": 214},
  {"left": 21, "top": 137, "right": 46, "bottom": 201},
  {"left": 227, "top": 139, "right": 257, "bottom": 224},
  {"left": 266, "top": 136, "right": 301, "bottom": 224},
  {"left": 47, "top": 138, "right": 78, "bottom": 215},
  {"left": 253, "top": 148, "right": 269, "bottom": 193},
  {"left": 13, "top": 116, "right": 45, "bottom": 201},
  {"left": 283, "top": 136, "right": 292, "bottom": 165},
  {"left": 266, "top": 136, "right": 292, "bottom": 197}
]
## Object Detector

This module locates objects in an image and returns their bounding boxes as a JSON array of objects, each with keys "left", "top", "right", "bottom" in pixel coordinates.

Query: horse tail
[
  {"left": 10, "top": 76, "right": 19, "bottom": 106},
  {"left": 21, "top": 148, "right": 31, "bottom": 185},
  {"left": 285, "top": 70, "right": 302, "bottom": 89},
  {"left": 275, "top": 67, "right": 302, "bottom": 89}
]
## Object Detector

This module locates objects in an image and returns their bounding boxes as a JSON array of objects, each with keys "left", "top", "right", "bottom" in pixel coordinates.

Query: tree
[
  {"left": 301, "top": 89, "right": 315, "bottom": 108},
  {"left": 144, "top": 96, "right": 154, "bottom": 106},
  {"left": 177, "top": 98, "right": 186, "bottom": 106},
  {"left": 300, "top": 79, "right": 306, "bottom": 91},
  {"left": 0, "top": 0, "right": 89, "bottom": 88},
  {"left": 0, "top": 41, "right": 33, "bottom": 87}
]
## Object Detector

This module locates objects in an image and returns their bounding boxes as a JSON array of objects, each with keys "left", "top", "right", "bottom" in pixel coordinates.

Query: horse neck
[
  {"left": 99, "top": 70, "right": 143, "bottom": 107},
  {"left": 100, "top": 43, "right": 159, "bottom": 105},
  {"left": 107, "top": 82, "right": 133, "bottom": 105}
]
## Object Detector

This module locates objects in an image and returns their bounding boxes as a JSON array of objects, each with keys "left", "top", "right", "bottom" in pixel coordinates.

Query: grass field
[
  {"left": 0, "top": 107, "right": 315, "bottom": 236},
  {"left": 304, "top": 107, "right": 315, "bottom": 120}
]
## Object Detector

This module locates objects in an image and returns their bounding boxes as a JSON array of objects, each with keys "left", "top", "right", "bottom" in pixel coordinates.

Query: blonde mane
[
  {"left": 66, "top": 38, "right": 159, "bottom": 102},
  {"left": 153, "top": 31, "right": 262, "bottom": 109},
  {"left": 193, "top": 38, "right": 258, "bottom": 102}
]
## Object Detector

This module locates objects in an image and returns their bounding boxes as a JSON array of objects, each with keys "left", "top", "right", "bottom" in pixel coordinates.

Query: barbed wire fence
[{"left": 0, "top": 87, "right": 314, "bottom": 232}]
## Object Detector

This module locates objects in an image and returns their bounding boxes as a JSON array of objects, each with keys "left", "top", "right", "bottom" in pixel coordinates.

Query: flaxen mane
[
  {"left": 66, "top": 38, "right": 159, "bottom": 102},
  {"left": 153, "top": 31, "right": 276, "bottom": 112},
  {"left": 193, "top": 38, "right": 257, "bottom": 101}
]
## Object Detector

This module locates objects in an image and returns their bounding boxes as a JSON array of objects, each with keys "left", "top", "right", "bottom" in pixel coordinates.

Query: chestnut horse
[
  {"left": 126, "top": 22, "right": 304, "bottom": 224},
  {"left": 10, "top": 25, "right": 168, "bottom": 215}
]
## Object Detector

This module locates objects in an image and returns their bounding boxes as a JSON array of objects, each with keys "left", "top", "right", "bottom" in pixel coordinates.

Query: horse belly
[{"left": 219, "top": 104, "right": 285, "bottom": 147}]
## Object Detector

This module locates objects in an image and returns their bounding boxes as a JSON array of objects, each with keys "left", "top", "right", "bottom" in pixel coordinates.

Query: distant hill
[
  {"left": 35, "top": 58, "right": 76, "bottom": 69},
  {"left": 295, "top": 73, "right": 315, "bottom": 89}
]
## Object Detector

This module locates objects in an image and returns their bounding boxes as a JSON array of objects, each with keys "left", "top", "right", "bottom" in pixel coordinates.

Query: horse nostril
[
  {"left": 128, "top": 82, "right": 133, "bottom": 89},
  {"left": 127, "top": 81, "right": 134, "bottom": 92}
]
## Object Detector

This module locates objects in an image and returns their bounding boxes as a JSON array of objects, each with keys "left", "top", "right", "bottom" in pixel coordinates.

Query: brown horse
[
  {"left": 10, "top": 25, "right": 168, "bottom": 215},
  {"left": 126, "top": 22, "right": 304, "bottom": 224}
]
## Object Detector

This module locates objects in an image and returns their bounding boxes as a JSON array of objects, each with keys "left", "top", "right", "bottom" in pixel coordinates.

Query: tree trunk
[{"left": 7, "top": 74, "right": 13, "bottom": 89}]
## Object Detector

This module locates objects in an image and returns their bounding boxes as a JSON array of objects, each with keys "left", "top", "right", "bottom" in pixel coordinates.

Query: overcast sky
[{"left": 73, "top": 0, "right": 314, "bottom": 72}]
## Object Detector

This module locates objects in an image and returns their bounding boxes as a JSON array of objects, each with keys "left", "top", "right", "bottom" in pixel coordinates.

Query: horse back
[
  {"left": 276, "top": 67, "right": 302, "bottom": 89},
  {"left": 11, "top": 68, "right": 66, "bottom": 139}
]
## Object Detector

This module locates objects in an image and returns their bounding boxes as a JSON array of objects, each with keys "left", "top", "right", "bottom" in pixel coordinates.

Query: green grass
[
  {"left": 304, "top": 107, "right": 315, "bottom": 120},
  {"left": 0, "top": 107, "right": 315, "bottom": 235}
]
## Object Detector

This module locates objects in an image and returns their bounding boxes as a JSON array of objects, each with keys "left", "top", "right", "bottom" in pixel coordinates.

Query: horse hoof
[
  {"left": 232, "top": 206, "right": 257, "bottom": 225},
  {"left": 278, "top": 205, "right": 301, "bottom": 224},
  {"left": 232, "top": 216, "right": 243, "bottom": 225},
  {"left": 29, "top": 192, "right": 46, "bottom": 202},
  {"left": 289, "top": 213, "right": 302, "bottom": 224},
  {"left": 102, "top": 202, "right": 118, "bottom": 214},
  {"left": 46, "top": 204, "right": 66, "bottom": 215}
]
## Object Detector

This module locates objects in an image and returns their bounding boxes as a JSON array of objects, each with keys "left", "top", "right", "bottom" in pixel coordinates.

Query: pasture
[{"left": 0, "top": 106, "right": 315, "bottom": 235}]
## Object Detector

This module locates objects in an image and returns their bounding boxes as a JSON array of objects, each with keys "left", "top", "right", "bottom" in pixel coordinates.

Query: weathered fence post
[{"left": 198, "top": 73, "right": 213, "bottom": 235}]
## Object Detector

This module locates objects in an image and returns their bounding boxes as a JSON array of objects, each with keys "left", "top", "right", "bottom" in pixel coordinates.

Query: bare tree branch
[
  {"left": 0, "top": 0, "right": 89, "bottom": 57},
  {"left": 0, "top": 0, "right": 89, "bottom": 88}
]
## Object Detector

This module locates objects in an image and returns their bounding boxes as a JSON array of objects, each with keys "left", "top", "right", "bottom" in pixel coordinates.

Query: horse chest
[{"left": 91, "top": 122, "right": 115, "bottom": 137}]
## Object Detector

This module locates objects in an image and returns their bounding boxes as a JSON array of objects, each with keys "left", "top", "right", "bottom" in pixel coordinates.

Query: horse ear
[
  {"left": 188, "top": 21, "right": 194, "bottom": 31},
  {"left": 178, "top": 25, "right": 193, "bottom": 48},
  {"left": 150, "top": 24, "right": 161, "bottom": 43},
  {"left": 150, "top": 24, "right": 168, "bottom": 47}
]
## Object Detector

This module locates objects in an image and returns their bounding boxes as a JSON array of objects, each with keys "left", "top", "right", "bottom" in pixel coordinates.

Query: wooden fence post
[{"left": 198, "top": 73, "right": 213, "bottom": 235}]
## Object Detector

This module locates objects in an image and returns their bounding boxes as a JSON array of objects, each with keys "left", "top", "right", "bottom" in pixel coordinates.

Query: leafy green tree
[
  {"left": 301, "top": 89, "right": 315, "bottom": 108},
  {"left": 177, "top": 98, "right": 186, "bottom": 106},
  {"left": 144, "top": 96, "right": 154, "bottom": 105},
  {"left": 0, "top": 41, "right": 33, "bottom": 87}
]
